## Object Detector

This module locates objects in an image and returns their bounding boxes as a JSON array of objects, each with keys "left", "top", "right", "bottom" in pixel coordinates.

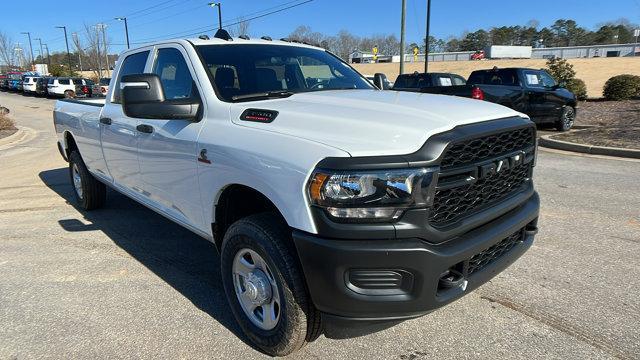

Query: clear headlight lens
[{"left": 308, "top": 167, "right": 437, "bottom": 222}]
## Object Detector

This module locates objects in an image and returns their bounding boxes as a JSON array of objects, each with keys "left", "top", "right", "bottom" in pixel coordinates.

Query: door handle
[
  {"left": 99, "top": 117, "right": 112, "bottom": 125},
  {"left": 136, "top": 124, "right": 154, "bottom": 133}
]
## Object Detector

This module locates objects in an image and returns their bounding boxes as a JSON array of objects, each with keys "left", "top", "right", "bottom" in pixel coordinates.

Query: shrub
[
  {"left": 0, "top": 114, "right": 16, "bottom": 131},
  {"left": 603, "top": 74, "right": 640, "bottom": 100},
  {"left": 546, "top": 57, "right": 576, "bottom": 82},
  {"left": 566, "top": 78, "right": 587, "bottom": 100}
]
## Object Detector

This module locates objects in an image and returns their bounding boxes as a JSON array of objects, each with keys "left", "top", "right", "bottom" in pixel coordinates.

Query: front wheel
[
  {"left": 68, "top": 151, "right": 106, "bottom": 210},
  {"left": 220, "top": 213, "right": 321, "bottom": 356},
  {"left": 556, "top": 106, "right": 575, "bottom": 132}
]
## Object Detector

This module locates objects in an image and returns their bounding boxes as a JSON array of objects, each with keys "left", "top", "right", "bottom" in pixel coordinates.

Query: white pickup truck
[{"left": 53, "top": 32, "right": 540, "bottom": 356}]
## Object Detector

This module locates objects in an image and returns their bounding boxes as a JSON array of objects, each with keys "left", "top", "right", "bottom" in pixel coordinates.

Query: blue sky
[{"left": 3, "top": 0, "right": 640, "bottom": 56}]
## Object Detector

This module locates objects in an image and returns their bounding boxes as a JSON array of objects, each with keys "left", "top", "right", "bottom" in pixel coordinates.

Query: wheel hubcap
[
  {"left": 72, "top": 164, "right": 83, "bottom": 199},
  {"left": 232, "top": 248, "right": 281, "bottom": 330},
  {"left": 564, "top": 108, "right": 575, "bottom": 128}
]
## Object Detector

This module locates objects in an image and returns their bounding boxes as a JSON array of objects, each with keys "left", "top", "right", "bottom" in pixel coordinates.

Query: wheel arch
[{"left": 212, "top": 183, "right": 290, "bottom": 251}]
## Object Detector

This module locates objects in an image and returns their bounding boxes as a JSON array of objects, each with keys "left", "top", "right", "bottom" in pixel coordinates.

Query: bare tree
[
  {"left": 236, "top": 19, "right": 250, "bottom": 37},
  {"left": 83, "top": 24, "right": 104, "bottom": 79},
  {"left": 0, "top": 31, "right": 16, "bottom": 69}
]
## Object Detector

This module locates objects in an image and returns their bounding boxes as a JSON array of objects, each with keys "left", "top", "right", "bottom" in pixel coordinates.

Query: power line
[{"left": 128, "top": 0, "right": 314, "bottom": 44}]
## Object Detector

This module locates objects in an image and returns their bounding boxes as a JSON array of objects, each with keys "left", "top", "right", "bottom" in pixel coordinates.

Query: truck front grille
[
  {"left": 429, "top": 127, "right": 535, "bottom": 227},
  {"left": 440, "top": 127, "right": 534, "bottom": 169}
]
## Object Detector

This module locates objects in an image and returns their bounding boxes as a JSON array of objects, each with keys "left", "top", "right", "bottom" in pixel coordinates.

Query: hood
[{"left": 229, "top": 89, "right": 524, "bottom": 157}]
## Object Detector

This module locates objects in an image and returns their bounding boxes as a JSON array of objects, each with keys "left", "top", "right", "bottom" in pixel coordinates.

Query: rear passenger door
[
  {"left": 522, "top": 70, "right": 555, "bottom": 120},
  {"left": 135, "top": 44, "right": 205, "bottom": 228}
]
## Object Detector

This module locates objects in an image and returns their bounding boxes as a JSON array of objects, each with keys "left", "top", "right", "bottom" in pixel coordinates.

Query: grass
[{"left": 353, "top": 57, "right": 640, "bottom": 98}]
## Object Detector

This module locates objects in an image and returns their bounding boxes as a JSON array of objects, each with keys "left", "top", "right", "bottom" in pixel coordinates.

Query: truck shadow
[{"left": 38, "top": 167, "right": 259, "bottom": 353}]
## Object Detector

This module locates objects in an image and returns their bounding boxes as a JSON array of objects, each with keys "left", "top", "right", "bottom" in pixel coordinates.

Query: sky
[{"left": 2, "top": 0, "right": 639, "bottom": 57}]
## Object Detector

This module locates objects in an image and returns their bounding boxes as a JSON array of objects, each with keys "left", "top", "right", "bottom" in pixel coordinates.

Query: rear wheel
[
  {"left": 220, "top": 213, "right": 321, "bottom": 356},
  {"left": 64, "top": 90, "right": 75, "bottom": 99},
  {"left": 68, "top": 151, "right": 106, "bottom": 210},
  {"left": 556, "top": 106, "right": 575, "bottom": 131}
]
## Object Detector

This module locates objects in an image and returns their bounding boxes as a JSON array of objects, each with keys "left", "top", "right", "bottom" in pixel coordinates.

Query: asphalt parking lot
[{"left": 1, "top": 92, "right": 639, "bottom": 359}]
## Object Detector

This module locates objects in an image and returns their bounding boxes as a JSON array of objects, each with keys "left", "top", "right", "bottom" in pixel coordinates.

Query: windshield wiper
[{"left": 232, "top": 90, "right": 294, "bottom": 101}]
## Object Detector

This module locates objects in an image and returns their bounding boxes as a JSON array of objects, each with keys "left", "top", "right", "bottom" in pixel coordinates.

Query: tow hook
[{"left": 438, "top": 269, "right": 467, "bottom": 291}]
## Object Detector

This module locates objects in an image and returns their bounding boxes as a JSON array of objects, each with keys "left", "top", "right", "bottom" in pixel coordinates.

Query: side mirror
[
  {"left": 373, "top": 73, "right": 388, "bottom": 90},
  {"left": 121, "top": 73, "right": 199, "bottom": 120}
]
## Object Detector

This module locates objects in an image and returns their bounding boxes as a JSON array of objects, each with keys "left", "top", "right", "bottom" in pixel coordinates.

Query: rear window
[
  {"left": 72, "top": 79, "right": 83, "bottom": 85},
  {"left": 58, "top": 79, "right": 70, "bottom": 85},
  {"left": 468, "top": 69, "right": 519, "bottom": 86},
  {"left": 393, "top": 74, "right": 432, "bottom": 89},
  {"left": 99, "top": 78, "right": 111, "bottom": 85}
]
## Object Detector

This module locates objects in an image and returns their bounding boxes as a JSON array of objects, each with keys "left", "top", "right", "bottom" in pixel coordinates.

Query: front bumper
[{"left": 293, "top": 192, "right": 539, "bottom": 326}]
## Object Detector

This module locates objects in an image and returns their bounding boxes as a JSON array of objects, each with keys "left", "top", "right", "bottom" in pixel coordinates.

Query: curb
[
  {"left": 0, "top": 126, "right": 37, "bottom": 150},
  {"left": 539, "top": 133, "right": 640, "bottom": 159}
]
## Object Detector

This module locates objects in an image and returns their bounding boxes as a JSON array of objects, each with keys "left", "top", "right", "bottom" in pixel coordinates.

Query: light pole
[
  {"left": 208, "top": 2, "right": 222, "bottom": 29},
  {"left": 424, "top": 0, "right": 431, "bottom": 73},
  {"left": 96, "top": 24, "right": 110, "bottom": 76},
  {"left": 399, "top": 0, "right": 406, "bottom": 75},
  {"left": 55, "top": 26, "right": 73, "bottom": 74},
  {"left": 115, "top": 17, "right": 130, "bottom": 49},
  {"left": 20, "top": 32, "right": 35, "bottom": 67}
]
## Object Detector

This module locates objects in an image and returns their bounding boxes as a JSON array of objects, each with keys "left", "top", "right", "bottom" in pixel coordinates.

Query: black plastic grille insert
[{"left": 467, "top": 229, "right": 524, "bottom": 275}]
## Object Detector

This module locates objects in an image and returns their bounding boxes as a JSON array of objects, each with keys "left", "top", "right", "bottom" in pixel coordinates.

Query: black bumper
[{"left": 293, "top": 192, "right": 539, "bottom": 327}]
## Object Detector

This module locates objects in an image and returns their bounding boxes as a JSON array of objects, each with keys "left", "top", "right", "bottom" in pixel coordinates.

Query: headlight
[{"left": 308, "top": 167, "right": 438, "bottom": 222}]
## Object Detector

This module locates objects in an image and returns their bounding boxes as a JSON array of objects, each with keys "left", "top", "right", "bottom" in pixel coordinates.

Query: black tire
[
  {"left": 220, "top": 213, "right": 321, "bottom": 356},
  {"left": 64, "top": 90, "right": 75, "bottom": 99},
  {"left": 556, "top": 106, "right": 575, "bottom": 132},
  {"left": 68, "top": 151, "right": 106, "bottom": 210}
]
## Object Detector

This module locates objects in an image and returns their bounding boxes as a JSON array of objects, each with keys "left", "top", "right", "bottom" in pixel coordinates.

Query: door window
[
  {"left": 152, "top": 48, "right": 197, "bottom": 100},
  {"left": 113, "top": 50, "right": 150, "bottom": 103},
  {"left": 452, "top": 75, "right": 466, "bottom": 85}
]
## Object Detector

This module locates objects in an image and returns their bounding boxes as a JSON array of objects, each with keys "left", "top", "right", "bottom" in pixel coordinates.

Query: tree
[
  {"left": 0, "top": 31, "right": 16, "bottom": 69},
  {"left": 459, "top": 30, "right": 490, "bottom": 51},
  {"left": 49, "top": 63, "right": 78, "bottom": 77},
  {"left": 546, "top": 57, "right": 576, "bottom": 82}
]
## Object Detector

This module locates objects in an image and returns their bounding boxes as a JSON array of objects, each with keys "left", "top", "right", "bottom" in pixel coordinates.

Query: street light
[
  {"left": 20, "top": 32, "right": 35, "bottom": 67},
  {"left": 115, "top": 17, "right": 130, "bottom": 49},
  {"left": 208, "top": 2, "right": 222, "bottom": 30},
  {"left": 55, "top": 26, "right": 73, "bottom": 73},
  {"left": 43, "top": 44, "right": 52, "bottom": 69}
]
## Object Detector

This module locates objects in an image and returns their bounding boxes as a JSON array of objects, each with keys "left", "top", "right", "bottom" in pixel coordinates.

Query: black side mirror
[
  {"left": 121, "top": 73, "right": 199, "bottom": 120},
  {"left": 373, "top": 73, "right": 388, "bottom": 90}
]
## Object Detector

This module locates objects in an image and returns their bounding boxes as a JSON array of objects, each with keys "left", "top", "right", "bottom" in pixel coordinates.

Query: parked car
[
  {"left": 92, "top": 77, "right": 111, "bottom": 97},
  {"left": 470, "top": 50, "right": 485, "bottom": 60},
  {"left": 22, "top": 76, "right": 41, "bottom": 94},
  {"left": 75, "top": 79, "right": 94, "bottom": 98},
  {"left": 53, "top": 35, "right": 540, "bottom": 356},
  {"left": 48, "top": 78, "right": 90, "bottom": 98},
  {"left": 7, "top": 72, "right": 24, "bottom": 91},
  {"left": 395, "top": 67, "right": 578, "bottom": 131},
  {"left": 392, "top": 71, "right": 467, "bottom": 90},
  {"left": 0, "top": 74, "right": 7, "bottom": 90},
  {"left": 35, "top": 77, "right": 51, "bottom": 96}
]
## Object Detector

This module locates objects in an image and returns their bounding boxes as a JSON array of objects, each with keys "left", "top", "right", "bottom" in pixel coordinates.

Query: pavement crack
[{"left": 480, "top": 295, "right": 633, "bottom": 360}]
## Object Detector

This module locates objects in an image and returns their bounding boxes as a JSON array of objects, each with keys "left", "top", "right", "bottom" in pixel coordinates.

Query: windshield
[{"left": 195, "top": 44, "right": 373, "bottom": 102}]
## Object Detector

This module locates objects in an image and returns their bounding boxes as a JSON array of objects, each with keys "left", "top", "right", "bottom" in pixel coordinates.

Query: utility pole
[
  {"left": 115, "top": 17, "right": 130, "bottom": 49},
  {"left": 399, "top": 0, "right": 406, "bottom": 75},
  {"left": 96, "top": 24, "right": 109, "bottom": 76},
  {"left": 424, "top": 0, "right": 431, "bottom": 73},
  {"left": 208, "top": 3, "right": 222, "bottom": 29},
  {"left": 93, "top": 25, "right": 103, "bottom": 79},
  {"left": 634, "top": 29, "right": 640, "bottom": 57},
  {"left": 72, "top": 33, "right": 83, "bottom": 71},
  {"left": 20, "top": 32, "right": 35, "bottom": 68},
  {"left": 33, "top": 38, "right": 44, "bottom": 64},
  {"left": 43, "top": 44, "right": 51, "bottom": 70},
  {"left": 55, "top": 26, "right": 73, "bottom": 74}
]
